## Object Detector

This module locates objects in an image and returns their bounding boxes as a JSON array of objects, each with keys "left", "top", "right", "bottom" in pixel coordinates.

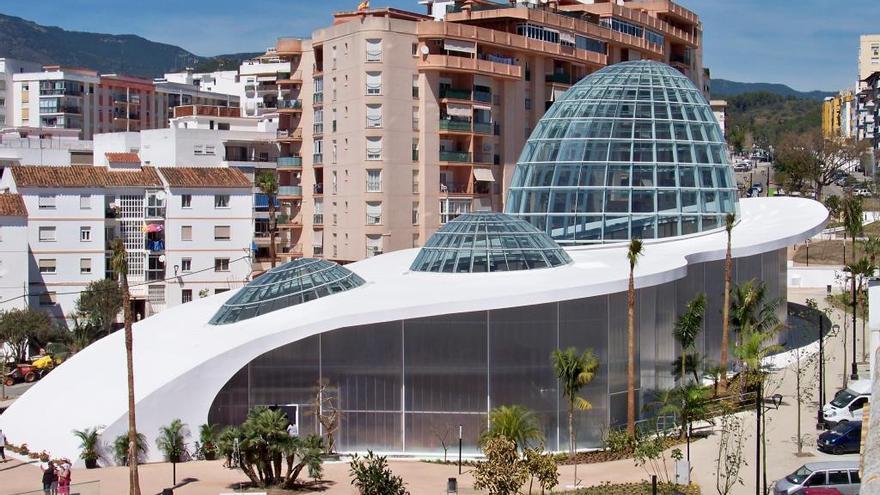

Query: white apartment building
[
  {"left": 162, "top": 70, "right": 240, "bottom": 96},
  {"left": 0, "top": 193, "right": 29, "bottom": 312},
  {"left": 0, "top": 58, "right": 43, "bottom": 128},
  {"left": 0, "top": 127, "right": 93, "bottom": 167},
  {"left": 12, "top": 67, "right": 100, "bottom": 139},
  {"left": 0, "top": 163, "right": 253, "bottom": 323}
]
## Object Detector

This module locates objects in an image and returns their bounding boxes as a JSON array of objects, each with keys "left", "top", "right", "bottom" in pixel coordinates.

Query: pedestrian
[
  {"left": 0, "top": 428, "right": 6, "bottom": 462},
  {"left": 41, "top": 460, "right": 57, "bottom": 495},
  {"left": 56, "top": 460, "right": 71, "bottom": 495}
]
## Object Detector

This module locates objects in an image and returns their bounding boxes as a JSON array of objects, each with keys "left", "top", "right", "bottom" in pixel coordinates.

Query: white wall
[
  {"left": 92, "top": 132, "right": 142, "bottom": 166},
  {"left": 0, "top": 216, "right": 29, "bottom": 312}
]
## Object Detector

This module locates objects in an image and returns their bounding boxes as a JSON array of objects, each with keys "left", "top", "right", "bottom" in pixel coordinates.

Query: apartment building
[
  {"left": 710, "top": 99, "right": 726, "bottom": 137},
  {"left": 0, "top": 193, "right": 29, "bottom": 311},
  {"left": 859, "top": 34, "right": 880, "bottom": 86},
  {"left": 824, "top": 91, "right": 856, "bottom": 139},
  {"left": 267, "top": 0, "right": 704, "bottom": 263},
  {"left": 163, "top": 70, "right": 240, "bottom": 96},
  {"left": 0, "top": 127, "right": 93, "bottom": 167},
  {"left": 857, "top": 72, "right": 879, "bottom": 153},
  {"left": 0, "top": 163, "right": 252, "bottom": 322},
  {"left": 0, "top": 58, "right": 43, "bottom": 128}
]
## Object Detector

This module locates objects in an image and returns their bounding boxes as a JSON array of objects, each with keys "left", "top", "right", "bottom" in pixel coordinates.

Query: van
[
  {"left": 773, "top": 461, "right": 860, "bottom": 494},
  {"left": 823, "top": 379, "right": 870, "bottom": 426}
]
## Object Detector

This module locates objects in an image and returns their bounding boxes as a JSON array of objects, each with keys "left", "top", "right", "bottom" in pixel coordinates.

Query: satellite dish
[
  {"left": 155, "top": 191, "right": 167, "bottom": 201},
  {"left": 420, "top": 45, "right": 429, "bottom": 56},
  {"left": 159, "top": 254, "right": 167, "bottom": 263}
]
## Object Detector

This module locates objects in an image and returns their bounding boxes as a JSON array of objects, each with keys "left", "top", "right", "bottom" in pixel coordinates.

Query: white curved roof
[{"left": 0, "top": 197, "right": 827, "bottom": 462}]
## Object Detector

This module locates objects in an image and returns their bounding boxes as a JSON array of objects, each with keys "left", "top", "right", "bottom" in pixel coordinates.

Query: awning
[
  {"left": 551, "top": 86, "right": 567, "bottom": 101},
  {"left": 446, "top": 103, "right": 471, "bottom": 118},
  {"left": 444, "top": 39, "right": 476, "bottom": 54},
  {"left": 473, "top": 168, "right": 495, "bottom": 182},
  {"left": 560, "top": 32, "right": 576, "bottom": 44},
  {"left": 312, "top": 232, "right": 323, "bottom": 248},
  {"left": 254, "top": 193, "right": 280, "bottom": 209},
  {"left": 257, "top": 76, "right": 275, "bottom": 82},
  {"left": 472, "top": 103, "right": 492, "bottom": 111}
]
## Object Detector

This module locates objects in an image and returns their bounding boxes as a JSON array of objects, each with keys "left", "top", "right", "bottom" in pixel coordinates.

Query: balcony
[
  {"left": 473, "top": 122, "right": 495, "bottom": 135},
  {"left": 146, "top": 239, "right": 166, "bottom": 252},
  {"left": 277, "top": 156, "right": 303, "bottom": 168},
  {"left": 276, "top": 71, "right": 303, "bottom": 84},
  {"left": 313, "top": 153, "right": 323, "bottom": 165},
  {"left": 440, "top": 151, "right": 471, "bottom": 163},
  {"left": 44, "top": 106, "right": 83, "bottom": 115},
  {"left": 473, "top": 90, "right": 492, "bottom": 103},
  {"left": 419, "top": 54, "right": 522, "bottom": 80},
  {"left": 440, "top": 88, "right": 472, "bottom": 100},
  {"left": 313, "top": 214, "right": 324, "bottom": 225},
  {"left": 278, "top": 186, "right": 303, "bottom": 197},
  {"left": 440, "top": 182, "right": 472, "bottom": 195},
  {"left": 278, "top": 99, "right": 302, "bottom": 111},
  {"left": 313, "top": 93, "right": 324, "bottom": 105},
  {"left": 313, "top": 183, "right": 324, "bottom": 194},
  {"left": 313, "top": 123, "right": 324, "bottom": 135},
  {"left": 439, "top": 119, "right": 472, "bottom": 133},
  {"left": 276, "top": 129, "right": 303, "bottom": 141},
  {"left": 474, "top": 152, "right": 498, "bottom": 164},
  {"left": 276, "top": 38, "right": 304, "bottom": 55},
  {"left": 546, "top": 73, "right": 573, "bottom": 85}
]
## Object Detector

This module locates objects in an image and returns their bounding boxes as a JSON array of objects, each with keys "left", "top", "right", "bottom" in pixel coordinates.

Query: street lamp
[
  {"left": 805, "top": 239, "right": 811, "bottom": 266},
  {"left": 756, "top": 390, "right": 784, "bottom": 495},
  {"left": 850, "top": 270, "right": 860, "bottom": 381}
]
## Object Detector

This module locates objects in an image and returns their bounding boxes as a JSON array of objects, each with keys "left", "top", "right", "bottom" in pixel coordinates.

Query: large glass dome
[
  {"left": 210, "top": 259, "right": 365, "bottom": 325},
  {"left": 410, "top": 212, "right": 572, "bottom": 273},
  {"left": 506, "top": 60, "right": 738, "bottom": 244}
]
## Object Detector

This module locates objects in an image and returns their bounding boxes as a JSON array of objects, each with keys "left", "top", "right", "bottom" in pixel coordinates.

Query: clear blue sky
[{"left": 1, "top": 0, "right": 877, "bottom": 92}]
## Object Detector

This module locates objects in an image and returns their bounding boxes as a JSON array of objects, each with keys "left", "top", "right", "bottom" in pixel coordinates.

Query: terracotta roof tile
[
  {"left": 10, "top": 166, "right": 163, "bottom": 188},
  {"left": 158, "top": 167, "right": 252, "bottom": 188},
  {"left": 105, "top": 152, "right": 140, "bottom": 164},
  {"left": 0, "top": 194, "right": 27, "bottom": 217}
]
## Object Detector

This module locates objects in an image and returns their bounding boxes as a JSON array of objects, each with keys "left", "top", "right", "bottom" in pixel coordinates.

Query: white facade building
[
  {"left": 12, "top": 68, "right": 100, "bottom": 139},
  {"left": 0, "top": 58, "right": 43, "bottom": 128},
  {"left": 0, "top": 194, "right": 29, "bottom": 312},
  {"left": 162, "top": 70, "right": 240, "bottom": 96},
  {"left": 0, "top": 127, "right": 93, "bottom": 167}
]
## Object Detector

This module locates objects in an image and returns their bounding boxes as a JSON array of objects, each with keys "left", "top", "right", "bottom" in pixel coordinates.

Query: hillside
[
  {"left": 711, "top": 79, "right": 834, "bottom": 101},
  {"left": 725, "top": 92, "right": 822, "bottom": 148},
  {"left": 0, "top": 13, "right": 259, "bottom": 77}
]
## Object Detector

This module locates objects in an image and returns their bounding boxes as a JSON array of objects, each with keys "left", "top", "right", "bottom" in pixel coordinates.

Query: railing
[
  {"left": 39, "top": 88, "right": 83, "bottom": 97},
  {"left": 440, "top": 88, "right": 472, "bottom": 100},
  {"left": 313, "top": 93, "right": 324, "bottom": 104},
  {"left": 474, "top": 152, "right": 498, "bottom": 164},
  {"left": 419, "top": 54, "right": 522, "bottom": 80},
  {"left": 173, "top": 105, "right": 240, "bottom": 118},
  {"left": 440, "top": 182, "right": 471, "bottom": 194},
  {"left": 145, "top": 207, "right": 165, "bottom": 218},
  {"left": 277, "top": 99, "right": 302, "bottom": 109},
  {"left": 440, "top": 151, "right": 471, "bottom": 162},
  {"left": 313, "top": 153, "right": 323, "bottom": 164},
  {"left": 313, "top": 123, "right": 324, "bottom": 134},
  {"left": 473, "top": 122, "right": 494, "bottom": 135},
  {"left": 473, "top": 90, "right": 492, "bottom": 103},
  {"left": 276, "top": 129, "right": 303, "bottom": 140},
  {"left": 277, "top": 156, "right": 303, "bottom": 168},
  {"left": 277, "top": 70, "right": 303, "bottom": 81},
  {"left": 546, "top": 73, "right": 573, "bottom": 84},
  {"left": 313, "top": 214, "right": 324, "bottom": 225},
  {"left": 146, "top": 239, "right": 165, "bottom": 252},
  {"left": 278, "top": 186, "right": 303, "bottom": 196},
  {"left": 439, "top": 119, "right": 471, "bottom": 132}
]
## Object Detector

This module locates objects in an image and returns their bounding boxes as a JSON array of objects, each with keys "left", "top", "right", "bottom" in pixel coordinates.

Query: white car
[{"left": 852, "top": 187, "right": 872, "bottom": 197}]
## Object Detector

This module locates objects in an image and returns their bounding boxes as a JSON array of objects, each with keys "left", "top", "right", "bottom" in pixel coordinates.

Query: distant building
[
  {"left": 710, "top": 99, "right": 727, "bottom": 137},
  {"left": 859, "top": 34, "right": 880, "bottom": 86},
  {"left": 0, "top": 193, "right": 29, "bottom": 312},
  {"left": 858, "top": 72, "right": 879, "bottom": 151},
  {"left": 0, "top": 127, "right": 92, "bottom": 167},
  {"left": 0, "top": 58, "right": 43, "bottom": 128}
]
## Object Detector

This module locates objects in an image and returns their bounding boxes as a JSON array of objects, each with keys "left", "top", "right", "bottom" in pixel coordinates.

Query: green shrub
[{"left": 603, "top": 428, "right": 634, "bottom": 453}]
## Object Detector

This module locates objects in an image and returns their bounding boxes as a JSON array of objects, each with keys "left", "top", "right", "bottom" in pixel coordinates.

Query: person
[
  {"left": 41, "top": 460, "right": 57, "bottom": 495},
  {"left": 0, "top": 428, "right": 6, "bottom": 462},
  {"left": 56, "top": 460, "right": 71, "bottom": 495}
]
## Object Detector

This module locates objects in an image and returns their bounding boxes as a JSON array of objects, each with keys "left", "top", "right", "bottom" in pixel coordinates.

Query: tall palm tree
[
  {"left": 673, "top": 293, "right": 706, "bottom": 385},
  {"left": 626, "top": 238, "right": 644, "bottom": 437},
  {"left": 655, "top": 383, "right": 708, "bottom": 450},
  {"left": 842, "top": 194, "right": 863, "bottom": 264},
  {"left": 480, "top": 405, "right": 544, "bottom": 452},
  {"left": 255, "top": 171, "right": 280, "bottom": 268},
  {"left": 862, "top": 235, "right": 880, "bottom": 269},
  {"left": 720, "top": 213, "right": 736, "bottom": 394},
  {"left": 110, "top": 238, "right": 141, "bottom": 495},
  {"left": 551, "top": 347, "right": 599, "bottom": 456}
]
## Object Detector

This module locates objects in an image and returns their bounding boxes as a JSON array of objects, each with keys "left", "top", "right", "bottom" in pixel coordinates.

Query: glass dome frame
[
  {"left": 410, "top": 212, "right": 572, "bottom": 273},
  {"left": 505, "top": 60, "right": 738, "bottom": 244},
  {"left": 210, "top": 258, "right": 365, "bottom": 325}
]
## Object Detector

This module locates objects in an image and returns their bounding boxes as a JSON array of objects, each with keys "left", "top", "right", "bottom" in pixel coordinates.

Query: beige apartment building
[
  {"left": 859, "top": 34, "right": 880, "bottom": 85},
  {"left": 268, "top": 0, "right": 704, "bottom": 264}
]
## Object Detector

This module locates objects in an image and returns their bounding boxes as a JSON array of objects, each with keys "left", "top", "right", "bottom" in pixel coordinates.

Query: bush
[
  {"left": 563, "top": 481, "right": 700, "bottom": 495},
  {"left": 349, "top": 451, "right": 409, "bottom": 495},
  {"left": 603, "top": 429, "right": 635, "bottom": 453},
  {"left": 155, "top": 419, "right": 189, "bottom": 463},
  {"left": 112, "top": 432, "right": 148, "bottom": 466}
]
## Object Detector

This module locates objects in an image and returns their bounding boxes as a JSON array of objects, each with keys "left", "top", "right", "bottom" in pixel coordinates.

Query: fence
[{"left": 11, "top": 481, "right": 100, "bottom": 495}]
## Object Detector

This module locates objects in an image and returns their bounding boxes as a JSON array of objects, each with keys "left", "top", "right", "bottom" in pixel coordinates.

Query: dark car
[{"left": 817, "top": 421, "right": 861, "bottom": 455}]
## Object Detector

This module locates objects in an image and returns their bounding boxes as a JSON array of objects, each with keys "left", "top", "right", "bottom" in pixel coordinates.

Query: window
[
  {"left": 366, "top": 136, "right": 382, "bottom": 160},
  {"left": 366, "top": 104, "right": 382, "bottom": 128},
  {"left": 332, "top": 171, "right": 338, "bottom": 194},
  {"left": 525, "top": 98, "right": 532, "bottom": 110},
  {"left": 366, "top": 234, "right": 382, "bottom": 257},
  {"left": 214, "top": 195, "right": 230, "bottom": 208},
  {"left": 214, "top": 225, "right": 231, "bottom": 241},
  {"left": 412, "top": 43, "right": 419, "bottom": 57},
  {"left": 332, "top": 140, "right": 338, "bottom": 163},
  {"left": 365, "top": 38, "right": 382, "bottom": 62},
  {"left": 181, "top": 225, "right": 192, "bottom": 241},
  {"left": 182, "top": 289, "right": 193, "bottom": 303},
  {"left": 38, "top": 226, "right": 56, "bottom": 242},
  {"left": 215, "top": 288, "right": 230, "bottom": 295},
  {"left": 80, "top": 258, "right": 92, "bottom": 274},
  {"left": 827, "top": 471, "right": 849, "bottom": 485},
  {"left": 412, "top": 106, "right": 419, "bottom": 130},
  {"left": 38, "top": 259, "right": 56, "bottom": 274},
  {"left": 80, "top": 226, "right": 91, "bottom": 242},
  {"left": 181, "top": 194, "right": 192, "bottom": 208},
  {"left": 366, "top": 72, "right": 382, "bottom": 95},
  {"left": 412, "top": 170, "right": 420, "bottom": 193},
  {"left": 412, "top": 139, "right": 419, "bottom": 161},
  {"left": 412, "top": 75, "right": 419, "bottom": 98},
  {"left": 181, "top": 258, "right": 192, "bottom": 272},
  {"left": 214, "top": 258, "right": 230, "bottom": 272},
  {"left": 366, "top": 169, "right": 382, "bottom": 192},
  {"left": 314, "top": 139, "right": 323, "bottom": 164},
  {"left": 366, "top": 202, "right": 382, "bottom": 225},
  {"left": 38, "top": 195, "right": 56, "bottom": 209},
  {"left": 38, "top": 292, "right": 57, "bottom": 306},
  {"left": 79, "top": 194, "right": 91, "bottom": 209},
  {"left": 412, "top": 201, "right": 419, "bottom": 225},
  {"left": 440, "top": 198, "right": 471, "bottom": 224}
]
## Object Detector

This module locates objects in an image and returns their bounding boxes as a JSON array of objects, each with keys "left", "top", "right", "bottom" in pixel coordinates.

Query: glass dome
[
  {"left": 410, "top": 212, "right": 572, "bottom": 273},
  {"left": 506, "top": 60, "right": 738, "bottom": 244},
  {"left": 210, "top": 258, "right": 365, "bottom": 325}
]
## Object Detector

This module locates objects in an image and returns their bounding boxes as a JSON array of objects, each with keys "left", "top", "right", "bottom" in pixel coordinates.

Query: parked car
[
  {"left": 773, "top": 461, "right": 860, "bottom": 494},
  {"left": 817, "top": 421, "right": 861, "bottom": 454},
  {"left": 823, "top": 379, "right": 870, "bottom": 426},
  {"left": 851, "top": 187, "right": 871, "bottom": 197},
  {"left": 802, "top": 488, "right": 843, "bottom": 495},
  {"left": 734, "top": 162, "right": 751, "bottom": 172}
]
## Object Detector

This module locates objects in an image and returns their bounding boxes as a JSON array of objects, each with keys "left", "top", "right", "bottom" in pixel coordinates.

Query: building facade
[
  {"left": 0, "top": 193, "right": 29, "bottom": 311},
  {"left": 859, "top": 34, "right": 880, "bottom": 85},
  {"left": 0, "top": 58, "right": 43, "bottom": 128}
]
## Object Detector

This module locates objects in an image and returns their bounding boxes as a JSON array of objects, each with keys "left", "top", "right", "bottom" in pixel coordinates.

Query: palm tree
[
  {"left": 72, "top": 427, "right": 100, "bottom": 469},
  {"left": 842, "top": 194, "right": 863, "bottom": 264},
  {"left": 673, "top": 293, "right": 706, "bottom": 385},
  {"left": 670, "top": 353, "right": 706, "bottom": 385},
  {"left": 655, "top": 383, "right": 708, "bottom": 452},
  {"left": 110, "top": 238, "right": 141, "bottom": 495},
  {"left": 156, "top": 419, "right": 189, "bottom": 463},
  {"left": 626, "top": 238, "right": 644, "bottom": 437},
  {"left": 862, "top": 236, "right": 880, "bottom": 269},
  {"left": 551, "top": 347, "right": 599, "bottom": 456},
  {"left": 255, "top": 171, "right": 280, "bottom": 268},
  {"left": 720, "top": 213, "right": 736, "bottom": 394},
  {"left": 480, "top": 405, "right": 544, "bottom": 451},
  {"left": 112, "top": 432, "right": 148, "bottom": 466}
]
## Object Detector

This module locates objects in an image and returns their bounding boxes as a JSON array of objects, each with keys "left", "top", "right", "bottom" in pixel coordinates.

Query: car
[
  {"left": 823, "top": 379, "right": 870, "bottom": 426},
  {"left": 817, "top": 421, "right": 861, "bottom": 454},
  {"left": 802, "top": 488, "right": 843, "bottom": 495},
  {"left": 851, "top": 187, "right": 871, "bottom": 197},
  {"left": 734, "top": 162, "right": 751, "bottom": 172},
  {"left": 773, "top": 461, "right": 860, "bottom": 495}
]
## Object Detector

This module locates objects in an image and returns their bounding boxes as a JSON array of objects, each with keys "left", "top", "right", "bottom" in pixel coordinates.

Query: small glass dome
[
  {"left": 210, "top": 258, "right": 365, "bottom": 325},
  {"left": 506, "top": 60, "right": 738, "bottom": 244},
  {"left": 410, "top": 212, "right": 572, "bottom": 273}
]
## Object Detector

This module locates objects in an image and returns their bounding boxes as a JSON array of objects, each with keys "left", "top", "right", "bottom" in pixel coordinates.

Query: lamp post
[
  {"left": 851, "top": 270, "right": 860, "bottom": 381},
  {"left": 755, "top": 389, "right": 783, "bottom": 495},
  {"left": 805, "top": 239, "right": 811, "bottom": 266},
  {"left": 458, "top": 424, "right": 463, "bottom": 475}
]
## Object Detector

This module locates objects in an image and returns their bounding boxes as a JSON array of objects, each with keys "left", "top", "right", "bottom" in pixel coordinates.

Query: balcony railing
[
  {"left": 473, "top": 90, "right": 492, "bottom": 103},
  {"left": 545, "top": 73, "right": 573, "bottom": 84},
  {"left": 313, "top": 153, "right": 323, "bottom": 164},
  {"left": 440, "top": 88, "right": 472, "bottom": 100},
  {"left": 313, "top": 93, "right": 324, "bottom": 104},
  {"left": 313, "top": 214, "right": 324, "bottom": 225},
  {"left": 474, "top": 152, "right": 499, "bottom": 164},
  {"left": 313, "top": 123, "right": 324, "bottom": 134},
  {"left": 440, "top": 151, "right": 471, "bottom": 162},
  {"left": 276, "top": 129, "right": 303, "bottom": 140},
  {"left": 439, "top": 119, "right": 472, "bottom": 132},
  {"left": 277, "top": 156, "right": 303, "bottom": 168},
  {"left": 279, "top": 186, "right": 303, "bottom": 196},
  {"left": 473, "top": 122, "right": 494, "bottom": 135},
  {"left": 278, "top": 99, "right": 302, "bottom": 109}
]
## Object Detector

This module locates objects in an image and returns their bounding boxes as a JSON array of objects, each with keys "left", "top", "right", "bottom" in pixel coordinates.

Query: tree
[
  {"left": 0, "top": 307, "right": 54, "bottom": 362},
  {"left": 112, "top": 432, "right": 148, "bottom": 466},
  {"left": 110, "top": 238, "right": 141, "bottom": 495},
  {"left": 255, "top": 171, "right": 279, "bottom": 269},
  {"left": 729, "top": 280, "right": 781, "bottom": 351},
  {"left": 626, "top": 238, "right": 644, "bottom": 437},
  {"left": 429, "top": 421, "right": 451, "bottom": 462},
  {"left": 714, "top": 407, "right": 748, "bottom": 495},
  {"left": 198, "top": 423, "right": 219, "bottom": 461},
  {"left": 156, "top": 419, "right": 189, "bottom": 463},
  {"left": 473, "top": 437, "right": 528, "bottom": 495},
  {"left": 310, "top": 381, "right": 341, "bottom": 454},
  {"left": 75, "top": 279, "right": 123, "bottom": 338},
  {"left": 720, "top": 213, "right": 736, "bottom": 394},
  {"left": 349, "top": 451, "right": 409, "bottom": 495},
  {"left": 670, "top": 353, "right": 706, "bottom": 385},
  {"left": 523, "top": 445, "right": 559, "bottom": 495},
  {"left": 862, "top": 235, "right": 880, "bottom": 268},
  {"left": 788, "top": 318, "right": 818, "bottom": 456},
  {"left": 842, "top": 195, "right": 863, "bottom": 263},
  {"left": 551, "top": 347, "right": 598, "bottom": 457},
  {"left": 774, "top": 132, "right": 868, "bottom": 199},
  {"left": 480, "top": 405, "right": 544, "bottom": 452},
  {"left": 673, "top": 294, "right": 706, "bottom": 384},
  {"left": 632, "top": 431, "right": 682, "bottom": 485},
  {"left": 823, "top": 195, "right": 841, "bottom": 223},
  {"left": 655, "top": 383, "right": 708, "bottom": 460}
]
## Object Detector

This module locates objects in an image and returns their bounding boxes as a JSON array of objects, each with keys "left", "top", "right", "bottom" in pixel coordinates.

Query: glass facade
[
  {"left": 409, "top": 212, "right": 572, "bottom": 273},
  {"left": 209, "top": 258, "right": 365, "bottom": 325},
  {"left": 506, "top": 61, "right": 738, "bottom": 243},
  {"left": 208, "top": 249, "right": 786, "bottom": 453}
]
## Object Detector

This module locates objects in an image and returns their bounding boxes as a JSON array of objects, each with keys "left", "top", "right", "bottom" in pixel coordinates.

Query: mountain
[
  {"left": 0, "top": 13, "right": 260, "bottom": 77},
  {"left": 725, "top": 92, "right": 822, "bottom": 147},
  {"left": 711, "top": 79, "right": 835, "bottom": 101}
]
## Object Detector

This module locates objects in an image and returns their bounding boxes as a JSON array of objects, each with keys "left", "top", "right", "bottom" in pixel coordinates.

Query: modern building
[
  {"left": 0, "top": 61, "right": 827, "bottom": 463},
  {"left": 0, "top": 58, "right": 43, "bottom": 128},
  {"left": 0, "top": 162, "right": 253, "bottom": 322}
]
